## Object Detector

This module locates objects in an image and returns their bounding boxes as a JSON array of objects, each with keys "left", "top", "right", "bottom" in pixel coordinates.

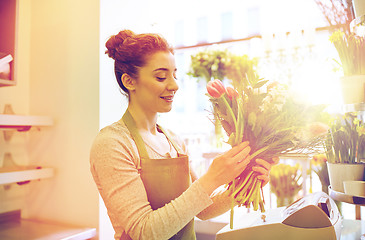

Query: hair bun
[{"left": 105, "top": 30, "right": 135, "bottom": 60}]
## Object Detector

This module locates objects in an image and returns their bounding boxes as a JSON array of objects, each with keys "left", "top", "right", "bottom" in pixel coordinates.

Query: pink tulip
[
  {"left": 207, "top": 79, "right": 226, "bottom": 98},
  {"left": 226, "top": 86, "right": 238, "bottom": 99}
]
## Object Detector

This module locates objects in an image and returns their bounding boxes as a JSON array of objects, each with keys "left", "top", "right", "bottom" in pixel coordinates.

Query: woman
[{"left": 90, "top": 29, "right": 276, "bottom": 240}]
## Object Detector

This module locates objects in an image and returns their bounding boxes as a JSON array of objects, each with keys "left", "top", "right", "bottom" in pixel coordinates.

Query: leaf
[
  {"left": 248, "top": 112, "right": 256, "bottom": 130},
  {"left": 221, "top": 120, "right": 235, "bottom": 135},
  {"left": 253, "top": 80, "right": 269, "bottom": 89},
  {"left": 227, "top": 133, "right": 236, "bottom": 146}
]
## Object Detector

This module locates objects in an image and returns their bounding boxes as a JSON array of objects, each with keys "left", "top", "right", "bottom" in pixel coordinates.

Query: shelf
[
  {"left": 328, "top": 186, "right": 365, "bottom": 206},
  {"left": 0, "top": 114, "right": 53, "bottom": 131},
  {"left": 0, "top": 166, "right": 54, "bottom": 185},
  {"left": 342, "top": 102, "right": 365, "bottom": 112},
  {"left": 0, "top": 78, "right": 16, "bottom": 87},
  {"left": 0, "top": 218, "right": 96, "bottom": 240}
]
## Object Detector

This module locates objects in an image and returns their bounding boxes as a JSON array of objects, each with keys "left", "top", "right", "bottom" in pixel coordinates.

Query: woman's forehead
[{"left": 144, "top": 51, "right": 176, "bottom": 70}]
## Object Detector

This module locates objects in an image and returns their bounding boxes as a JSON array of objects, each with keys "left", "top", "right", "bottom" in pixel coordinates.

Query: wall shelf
[
  {"left": 0, "top": 166, "right": 54, "bottom": 185},
  {"left": 0, "top": 79, "right": 16, "bottom": 87},
  {"left": 0, "top": 114, "right": 53, "bottom": 131}
]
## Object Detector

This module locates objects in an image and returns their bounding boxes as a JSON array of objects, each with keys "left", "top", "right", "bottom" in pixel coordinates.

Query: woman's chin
[{"left": 159, "top": 106, "right": 173, "bottom": 113}]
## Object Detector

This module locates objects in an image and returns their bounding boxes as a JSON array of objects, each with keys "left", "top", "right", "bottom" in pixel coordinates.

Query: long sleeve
[{"left": 89, "top": 121, "right": 213, "bottom": 240}]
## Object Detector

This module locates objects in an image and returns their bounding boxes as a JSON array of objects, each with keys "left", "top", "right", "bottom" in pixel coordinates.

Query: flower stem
[
  {"left": 220, "top": 95, "right": 238, "bottom": 139},
  {"left": 230, "top": 197, "right": 234, "bottom": 229},
  {"left": 250, "top": 145, "right": 270, "bottom": 159}
]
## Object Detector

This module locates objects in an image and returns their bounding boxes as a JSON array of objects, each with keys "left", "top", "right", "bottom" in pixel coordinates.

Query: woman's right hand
[{"left": 198, "top": 141, "right": 251, "bottom": 195}]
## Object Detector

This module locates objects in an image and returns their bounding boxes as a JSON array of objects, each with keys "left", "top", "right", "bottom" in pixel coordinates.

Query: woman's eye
[{"left": 156, "top": 77, "right": 166, "bottom": 81}]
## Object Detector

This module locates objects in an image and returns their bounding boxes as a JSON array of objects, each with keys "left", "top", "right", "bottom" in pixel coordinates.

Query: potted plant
[
  {"left": 329, "top": 30, "right": 365, "bottom": 104},
  {"left": 324, "top": 112, "right": 365, "bottom": 192}
]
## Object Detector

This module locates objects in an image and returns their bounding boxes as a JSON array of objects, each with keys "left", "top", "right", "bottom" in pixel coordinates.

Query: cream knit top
[{"left": 90, "top": 119, "right": 214, "bottom": 240}]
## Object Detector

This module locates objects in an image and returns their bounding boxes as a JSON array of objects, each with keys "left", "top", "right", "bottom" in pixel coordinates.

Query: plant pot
[
  {"left": 353, "top": 0, "right": 365, "bottom": 17},
  {"left": 327, "top": 162, "right": 365, "bottom": 192},
  {"left": 340, "top": 75, "right": 365, "bottom": 104}
]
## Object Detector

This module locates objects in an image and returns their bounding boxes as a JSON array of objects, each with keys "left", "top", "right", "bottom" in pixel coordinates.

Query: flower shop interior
[{"left": 0, "top": 0, "right": 364, "bottom": 239}]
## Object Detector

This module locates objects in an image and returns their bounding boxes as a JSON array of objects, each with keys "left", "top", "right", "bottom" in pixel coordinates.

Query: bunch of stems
[{"left": 330, "top": 30, "right": 365, "bottom": 76}]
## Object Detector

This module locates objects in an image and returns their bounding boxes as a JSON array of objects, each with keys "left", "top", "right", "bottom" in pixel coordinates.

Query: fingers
[
  {"left": 235, "top": 146, "right": 251, "bottom": 164},
  {"left": 225, "top": 141, "right": 249, "bottom": 158},
  {"left": 272, "top": 157, "right": 280, "bottom": 165},
  {"left": 255, "top": 159, "right": 271, "bottom": 170},
  {"left": 253, "top": 160, "right": 271, "bottom": 187},
  {"left": 257, "top": 174, "right": 269, "bottom": 187},
  {"left": 252, "top": 165, "right": 268, "bottom": 176},
  {"left": 254, "top": 157, "right": 279, "bottom": 187}
]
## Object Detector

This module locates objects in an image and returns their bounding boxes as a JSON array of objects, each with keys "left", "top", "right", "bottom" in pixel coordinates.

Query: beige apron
[{"left": 122, "top": 110, "right": 196, "bottom": 240}]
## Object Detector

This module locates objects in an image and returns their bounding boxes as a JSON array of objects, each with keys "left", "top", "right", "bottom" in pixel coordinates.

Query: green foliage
[
  {"left": 187, "top": 48, "right": 259, "bottom": 85},
  {"left": 187, "top": 49, "right": 231, "bottom": 82},
  {"left": 325, "top": 112, "right": 365, "bottom": 163}
]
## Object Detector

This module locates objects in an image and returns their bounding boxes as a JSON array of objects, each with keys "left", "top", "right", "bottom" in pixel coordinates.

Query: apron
[{"left": 122, "top": 110, "right": 196, "bottom": 240}]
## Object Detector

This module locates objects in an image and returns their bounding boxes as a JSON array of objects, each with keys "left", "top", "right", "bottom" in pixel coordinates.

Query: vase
[
  {"left": 353, "top": 0, "right": 365, "bottom": 17},
  {"left": 340, "top": 75, "right": 365, "bottom": 104},
  {"left": 327, "top": 162, "right": 365, "bottom": 192}
]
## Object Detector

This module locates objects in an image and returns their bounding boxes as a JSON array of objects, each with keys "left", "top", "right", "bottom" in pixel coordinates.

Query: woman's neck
[{"left": 127, "top": 106, "right": 158, "bottom": 134}]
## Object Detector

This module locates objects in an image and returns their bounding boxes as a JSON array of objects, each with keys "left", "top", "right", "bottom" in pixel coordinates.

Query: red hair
[{"left": 105, "top": 30, "right": 174, "bottom": 95}]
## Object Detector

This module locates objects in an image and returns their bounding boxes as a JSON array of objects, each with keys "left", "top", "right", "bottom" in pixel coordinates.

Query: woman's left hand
[{"left": 252, "top": 157, "right": 279, "bottom": 186}]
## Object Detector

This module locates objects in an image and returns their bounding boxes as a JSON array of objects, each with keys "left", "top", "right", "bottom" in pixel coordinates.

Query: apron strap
[
  {"left": 157, "top": 125, "right": 183, "bottom": 155},
  {"left": 122, "top": 110, "right": 150, "bottom": 159},
  {"left": 123, "top": 110, "right": 184, "bottom": 158}
]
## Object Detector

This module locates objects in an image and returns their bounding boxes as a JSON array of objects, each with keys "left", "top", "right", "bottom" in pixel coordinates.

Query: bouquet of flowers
[
  {"left": 270, "top": 163, "right": 303, "bottom": 207},
  {"left": 188, "top": 49, "right": 259, "bottom": 147},
  {"left": 206, "top": 76, "right": 328, "bottom": 227}
]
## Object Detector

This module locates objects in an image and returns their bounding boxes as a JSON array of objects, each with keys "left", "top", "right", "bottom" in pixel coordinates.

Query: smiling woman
[{"left": 90, "top": 29, "right": 276, "bottom": 240}]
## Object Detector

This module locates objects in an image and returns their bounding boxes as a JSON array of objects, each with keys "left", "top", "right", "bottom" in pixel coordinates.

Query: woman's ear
[{"left": 121, "top": 73, "right": 136, "bottom": 91}]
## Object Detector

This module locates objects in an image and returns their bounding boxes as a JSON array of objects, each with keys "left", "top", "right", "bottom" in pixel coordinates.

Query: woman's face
[{"left": 131, "top": 51, "right": 179, "bottom": 114}]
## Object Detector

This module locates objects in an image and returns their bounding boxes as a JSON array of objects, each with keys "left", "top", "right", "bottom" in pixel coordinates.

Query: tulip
[
  {"left": 226, "top": 86, "right": 239, "bottom": 99},
  {"left": 207, "top": 79, "right": 226, "bottom": 98},
  {"left": 207, "top": 79, "right": 239, "bottom": 146}
]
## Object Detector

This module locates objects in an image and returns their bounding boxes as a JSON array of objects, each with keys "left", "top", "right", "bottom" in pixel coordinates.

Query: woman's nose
[{"left": 168, "top": 77, "right": 179, "bottom": 91}]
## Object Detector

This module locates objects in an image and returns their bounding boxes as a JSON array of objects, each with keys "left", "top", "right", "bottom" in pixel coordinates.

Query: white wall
[{"left": 27, "top": 0, "right": 100, "bottom": 228}]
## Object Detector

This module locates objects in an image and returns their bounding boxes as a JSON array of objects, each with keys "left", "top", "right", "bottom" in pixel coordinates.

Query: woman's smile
[{"left": 160, "top": 94, "right": 175, "bottom": 102}]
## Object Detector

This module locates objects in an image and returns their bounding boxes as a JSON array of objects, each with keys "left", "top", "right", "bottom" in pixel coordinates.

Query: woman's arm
[
  {"left": 90, "top": 126, "right": 213, "bottom": 240},
  {"left": 190, "top": 166, "right": 232, "bottom": 220}
]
